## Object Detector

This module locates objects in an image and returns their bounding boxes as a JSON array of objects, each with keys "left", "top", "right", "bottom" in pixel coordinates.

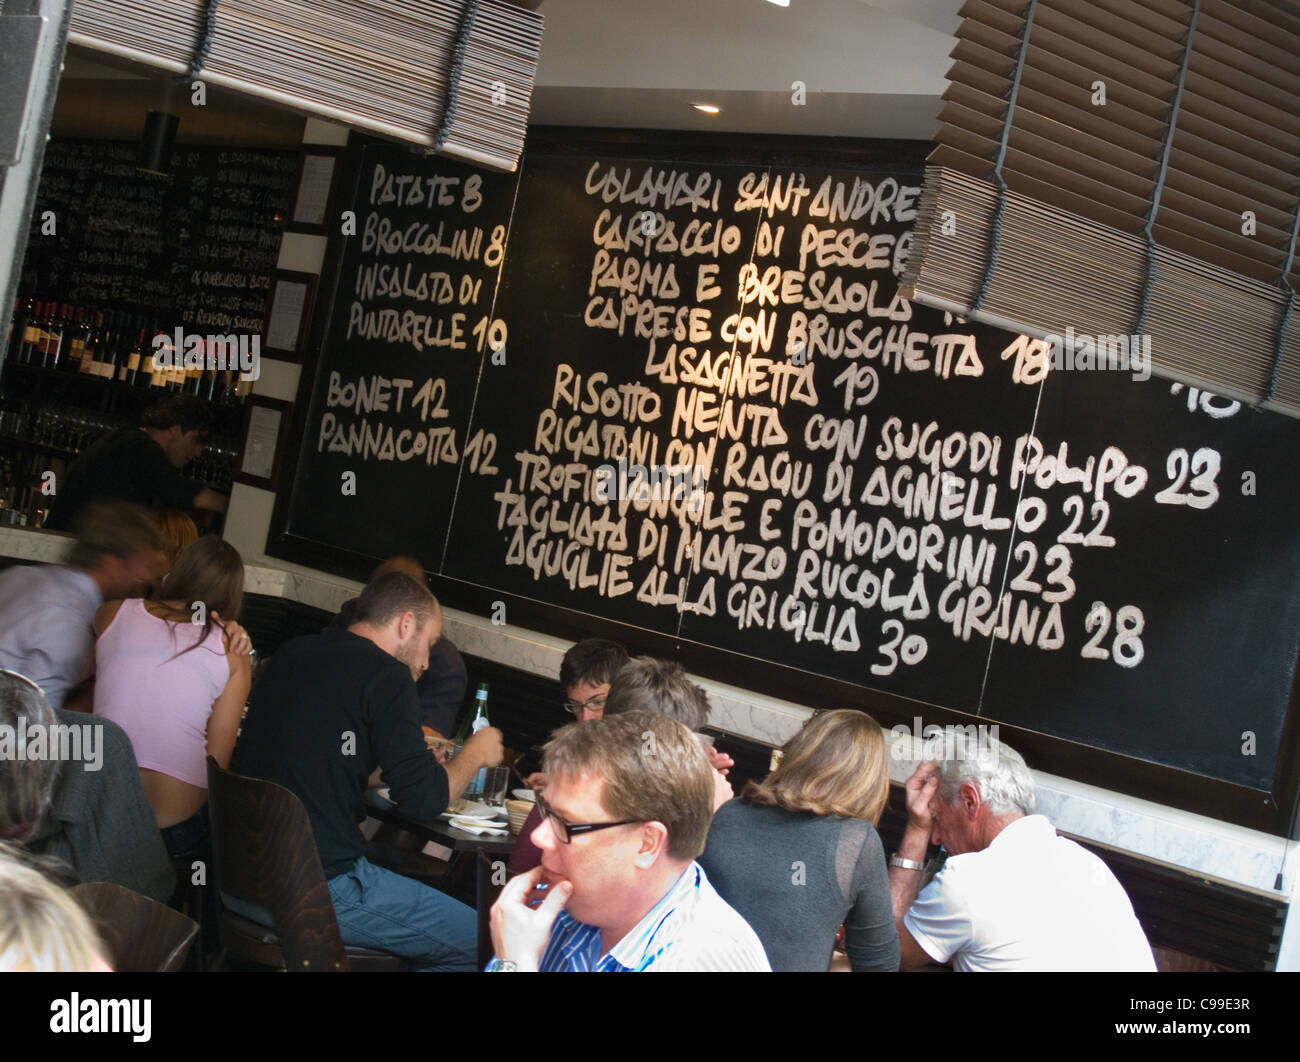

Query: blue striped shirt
[{"left": 491, "top": 863, "right": 770, "bottom": 972}]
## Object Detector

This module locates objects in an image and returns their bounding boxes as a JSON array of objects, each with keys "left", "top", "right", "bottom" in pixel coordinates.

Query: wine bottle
[
  {"left": 185, "top": 328, "right": 203, "bottom": 394},
  {"left": 80, "top": 311, "right": 102, "bottom": 375},
  {"left": 149, "top": 320, "right": 169, "bottom": 389},
  {"left": 97, "top": 311, "right": 121, "bottom": 380},
  {"left": 16, "top": 298, "right": 39, "bottom": 365},
  {"left": 123, "top": 320, "right": 146, "bottom": 386},
  {"left": 168, "top": 325, "right": 185, "bottom": 391},
  {"left": 41, "top": 304, "right": 68, "bottom": 371},
  {"left": 116, "top": 314, "right": 132, "bottom": 383},
  {"left": 64, "top": 306, "right": 89, "bottom": 373}
]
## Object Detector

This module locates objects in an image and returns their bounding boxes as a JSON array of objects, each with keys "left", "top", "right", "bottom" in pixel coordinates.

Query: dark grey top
[
  {"left": 699, "top": 799, "right": 899, "bottom": 972},
  {"left": 25, "top": 709, "right": 175, "bottom": 903}
]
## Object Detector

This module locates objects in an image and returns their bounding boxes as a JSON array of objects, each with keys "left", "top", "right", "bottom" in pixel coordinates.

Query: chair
[
  {"left": 1152, "top": 945, "right": 1227, "bottom": 972},
  {"left": 205, "top": 756, "right": 405, "bottom": 972},
  {"left": 71, "top": 882, "right": 198, "bottom": 972}
]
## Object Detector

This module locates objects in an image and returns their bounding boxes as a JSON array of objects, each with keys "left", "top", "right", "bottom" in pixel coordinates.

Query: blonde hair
[
  {"left": 543, "top": 711, "right": 714, "bottom": 862},
  {"left": 0, "top": 845, "right": 105, "bottom": 972},
  {"left": 155, "top": 509, "right": 199, "bottom": 567},
  {"left": 742, "top": 710, "right": 889, "bottom": 824}
]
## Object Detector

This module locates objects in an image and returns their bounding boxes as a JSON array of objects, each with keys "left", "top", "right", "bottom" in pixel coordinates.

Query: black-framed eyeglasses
[
  {"left": 536, "top": 794, "right": 642, "bottom": 844},
  {"left": 562, "top": 693, "right": 607, "bottom": 716}
]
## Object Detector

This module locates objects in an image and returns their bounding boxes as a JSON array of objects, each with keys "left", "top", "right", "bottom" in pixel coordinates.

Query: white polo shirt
[{"left": 904, "top": 814, "right": 1156, "bottom": 972}]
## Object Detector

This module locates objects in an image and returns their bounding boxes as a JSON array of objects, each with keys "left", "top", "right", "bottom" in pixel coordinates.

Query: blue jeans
[{"left": 222, "top": 856, "right": 477, "bottom": 972}]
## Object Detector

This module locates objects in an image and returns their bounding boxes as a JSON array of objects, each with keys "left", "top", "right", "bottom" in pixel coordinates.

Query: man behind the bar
[
  {"left": 231, "top": 572, "right": 503, "bottom": 970},
  {"left": 889, "top": 738, "right": 1155, "bottom": 971},
  {"left": 45, "top": 394, "right": 229, "bottom": 531},
  {"left": 489, "top": 711, "right": 769, "bottom": 972}
]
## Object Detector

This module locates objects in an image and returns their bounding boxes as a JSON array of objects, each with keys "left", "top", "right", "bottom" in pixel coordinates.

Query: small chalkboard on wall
[
  {"left": 262, "top": 270, "right": 318, "bottom": 360},
  {"left": 288, "top": 149, "right": 341, "bottom": 234},
  {"left": 236, "top": 394, "right": 293, "bottom": 492}
]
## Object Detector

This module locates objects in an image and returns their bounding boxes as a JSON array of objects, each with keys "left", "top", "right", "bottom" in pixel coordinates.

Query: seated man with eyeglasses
[
  {"left": 489, "top": 711, "right": 770, "bottom": 972},
  {"left": 508, "top": 637, "right": 628, "bottom": 874}
]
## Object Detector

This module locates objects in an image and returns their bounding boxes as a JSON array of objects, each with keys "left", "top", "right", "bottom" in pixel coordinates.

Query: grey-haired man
[{"left": 888, "top": 741, "right": 1155, "bottom": 971}]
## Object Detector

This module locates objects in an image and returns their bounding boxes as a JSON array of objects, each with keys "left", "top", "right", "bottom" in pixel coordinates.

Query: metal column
[{"left": 0, "top": 0, "right": 73, "bottom": 364}]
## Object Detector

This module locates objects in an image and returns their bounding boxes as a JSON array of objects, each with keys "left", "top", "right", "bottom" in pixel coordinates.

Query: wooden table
[{"left": 363, "top": 788, "right": 515, "bottom": 968}]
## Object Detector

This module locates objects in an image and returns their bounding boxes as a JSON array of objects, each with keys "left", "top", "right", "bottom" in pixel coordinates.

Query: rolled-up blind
[
  {"left": 68, "top": 0, "right": 543, "bottom": 172},
  {"left": 900, "top": 0, "right": 1300, "bottom": 418}
]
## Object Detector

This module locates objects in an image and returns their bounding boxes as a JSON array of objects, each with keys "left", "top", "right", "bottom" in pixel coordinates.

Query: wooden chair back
[
  {"left": 206, "top": 756, "right": 351, "bottom": 971},
  {"left": 71, "top": 882, "right": 198, "bottom": 972}
]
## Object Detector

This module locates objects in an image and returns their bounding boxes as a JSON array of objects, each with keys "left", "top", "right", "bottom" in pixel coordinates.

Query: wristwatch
[
  {"left": 493, "top": 960, "right": 518, "bottom": 972},
  {"left": 889, "top": 855, "right": 926, "bottom": 871}
]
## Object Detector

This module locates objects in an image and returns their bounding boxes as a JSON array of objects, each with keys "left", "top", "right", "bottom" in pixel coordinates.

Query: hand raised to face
[
  {"left": 904, "top": 760, "right": 941, "bottom": 834},
  {"left": 489, "top": 866, "right": 572, "bottom": 971}
]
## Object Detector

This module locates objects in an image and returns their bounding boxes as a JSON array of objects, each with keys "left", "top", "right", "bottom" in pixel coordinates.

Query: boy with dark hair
[{"left": 558, "top": 637, "right": 629, "bottom": 699}]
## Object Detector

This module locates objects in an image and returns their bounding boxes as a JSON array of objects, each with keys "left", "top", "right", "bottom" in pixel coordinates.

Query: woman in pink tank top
[{"left": 93, "top": 536, "right": 251, "bottom": 858}]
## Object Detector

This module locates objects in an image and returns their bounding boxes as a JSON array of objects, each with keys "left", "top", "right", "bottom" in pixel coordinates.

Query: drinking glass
[{"left": 483, "top": 766, "right": 509, "bottom": 806}]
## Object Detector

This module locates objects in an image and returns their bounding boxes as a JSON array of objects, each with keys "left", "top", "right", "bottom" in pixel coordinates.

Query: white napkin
[{"left": 449, "top": 817, "right": 509, "bottom": 835}]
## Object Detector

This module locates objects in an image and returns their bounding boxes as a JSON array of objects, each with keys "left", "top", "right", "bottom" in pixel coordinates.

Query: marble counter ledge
[{"left": 0, "top": 524, "right": 73, "bottom": 562}]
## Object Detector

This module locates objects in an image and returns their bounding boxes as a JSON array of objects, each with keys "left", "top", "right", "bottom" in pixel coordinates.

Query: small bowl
[
  {"left": 511, "top": 788, "right": 536, "bottom": 802},
  {"left": 505, "top": 799, "right": 534, "bottom": 835}
]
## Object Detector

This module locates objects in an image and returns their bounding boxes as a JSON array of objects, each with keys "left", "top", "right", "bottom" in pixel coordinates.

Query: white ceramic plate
[
  {"left": 440, "top": 800, "right": 497, "bottom": 819},
  {"left": 449, "top": 817, "right": 510, "bottom": 834}
]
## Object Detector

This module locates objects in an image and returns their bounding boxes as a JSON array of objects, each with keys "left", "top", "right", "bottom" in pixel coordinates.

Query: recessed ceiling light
[
  {"left": 764, "top": 0, "right": 791, "bottom": 7},
  {"left": 693, "top": 103, "right": 721, "bottom": 114}
]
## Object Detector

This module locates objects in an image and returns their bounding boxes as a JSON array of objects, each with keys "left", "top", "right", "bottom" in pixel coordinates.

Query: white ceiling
[
  {"left": 60, "top": 0, "right": 962, "bottom": 142},
  {"left": 529, "top": 0, "right": 960, "bottom": 138}
]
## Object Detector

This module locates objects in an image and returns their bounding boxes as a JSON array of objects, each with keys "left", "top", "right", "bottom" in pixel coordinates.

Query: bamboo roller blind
[
  {"left": 68, "top": 0, "right": 544, "bottom": 172},
  {"left": 901, "top": 0, "right": 1300, "bottom": 417}
]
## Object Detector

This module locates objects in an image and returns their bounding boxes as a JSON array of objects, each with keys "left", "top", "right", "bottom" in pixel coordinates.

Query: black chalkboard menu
[
  {"left": 272, "top": 133, "right": 1300, "bottom": 832},
  {"left": 20, "top": 139, "right": 296, "bottom": 333},
  {"left": 281, "top": 149, "right": 518, "bottom": 563}
]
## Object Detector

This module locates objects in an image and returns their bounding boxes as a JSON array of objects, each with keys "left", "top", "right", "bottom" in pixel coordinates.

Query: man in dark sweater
[
  {"left": 232, "top": 572, "right": 503, "bottom": 970},
  {"left": 329, "top": 555, "right": 468, "bottom": 738},
  {"left": 45, "top": 395, "right": 229, "bottom": 531}
]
